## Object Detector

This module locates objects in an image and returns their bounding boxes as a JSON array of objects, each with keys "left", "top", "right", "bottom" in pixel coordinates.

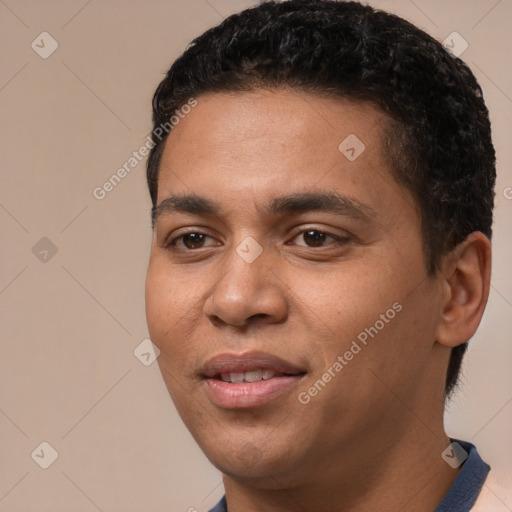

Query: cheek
[
  {"left": 336, "top": 282, "right": 440, "bottom": 408},
  {"left": 145, "top": 260, "right": 184, "bottom": 351},
  {"left": 145, "top": 267, "right": 193, "bottom": 406},
  {"left": 145, "top": 266, "right": 167, "bottom": 342},
  {"left": 145, "top": 259, "right": 205, "bottom": 379},
  {"left": 291, "top": 263, "right": 400, "bottom": 344},
  {"left": 293, "top": 259, "right": 432, "bottom": 402}
]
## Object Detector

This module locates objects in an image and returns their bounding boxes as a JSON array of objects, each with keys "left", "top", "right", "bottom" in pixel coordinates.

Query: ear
[{"left": 435, "top": 232, "right": 492, "bottom": 348}]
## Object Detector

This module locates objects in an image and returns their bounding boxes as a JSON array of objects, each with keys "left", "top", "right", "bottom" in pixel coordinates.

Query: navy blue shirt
[{"left": 208, "top": 439, "right": 489, "bottom": 512}]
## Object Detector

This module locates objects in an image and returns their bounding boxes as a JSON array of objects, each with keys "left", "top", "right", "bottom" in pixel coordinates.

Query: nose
[{"left": 203, "top": 240, "right": 288, "bottom": 329}]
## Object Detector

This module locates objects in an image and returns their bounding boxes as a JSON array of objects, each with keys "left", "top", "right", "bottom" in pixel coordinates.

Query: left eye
[{"left": 290, "top": 229, "right": 346, "bottom": 248}]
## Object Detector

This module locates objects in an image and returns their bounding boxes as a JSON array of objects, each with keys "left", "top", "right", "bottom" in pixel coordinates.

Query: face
[{"left": 145, "top": 88, "right": 446, "bottom": 486}]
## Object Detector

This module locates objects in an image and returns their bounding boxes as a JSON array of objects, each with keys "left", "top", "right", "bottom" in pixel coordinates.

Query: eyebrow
[{"left": 152, "top": 191, "right": 376, "bottom": 227}]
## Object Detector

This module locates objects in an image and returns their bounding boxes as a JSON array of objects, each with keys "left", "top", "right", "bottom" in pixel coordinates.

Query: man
[{"left": 144, "top": 1, "right": 498, "bottom": 510}]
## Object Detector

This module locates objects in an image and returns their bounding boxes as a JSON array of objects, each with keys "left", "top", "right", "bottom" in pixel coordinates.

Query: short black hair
[{"left": 146, "top": 0, "right": 496, "bottom": 399}]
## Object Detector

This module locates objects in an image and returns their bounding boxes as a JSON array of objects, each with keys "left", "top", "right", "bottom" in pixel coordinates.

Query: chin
[
  {"left": 201, "top": 437, "right": 301, "bottom": 484},
  {"left": 215, "top": 458, "right": 293, "bottom": 486}
]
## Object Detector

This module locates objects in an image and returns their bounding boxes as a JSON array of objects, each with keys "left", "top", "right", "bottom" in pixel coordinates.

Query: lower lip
[{"left": 204, "top": 375, "right": 305, "bottom": 409}]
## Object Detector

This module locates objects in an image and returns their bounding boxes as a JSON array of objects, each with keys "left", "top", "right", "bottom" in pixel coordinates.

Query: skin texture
[{"left": 145, "top": 88, "right": 491, "bottom": 512}]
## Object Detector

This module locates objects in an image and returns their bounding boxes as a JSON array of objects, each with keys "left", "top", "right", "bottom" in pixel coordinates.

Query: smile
[{"left": 201, "top": 351, "right": 307, "bottom": 409}]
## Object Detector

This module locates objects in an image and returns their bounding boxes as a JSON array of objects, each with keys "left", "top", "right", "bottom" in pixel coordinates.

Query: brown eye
[
  {"left": 302, "top": 230, "right": 328, "bottom": 247},
  {"left": 167, "top": 232, "right": 213, "bottom": 250},
  {"left": 181, "top": 233, "right": 207, "bottom": 249},
  {"left": 291, "top": 229, "right": 348, "bottom": 248}
]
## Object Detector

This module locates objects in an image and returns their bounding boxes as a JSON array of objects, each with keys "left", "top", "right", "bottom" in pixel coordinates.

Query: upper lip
[{"left": 201, "top": 350, "right": 306, "bottom": 378}]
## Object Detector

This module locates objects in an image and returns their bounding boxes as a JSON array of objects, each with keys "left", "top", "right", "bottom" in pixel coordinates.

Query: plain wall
[{"left": 1, "top": 0, "right": 511, "bottom": 510}]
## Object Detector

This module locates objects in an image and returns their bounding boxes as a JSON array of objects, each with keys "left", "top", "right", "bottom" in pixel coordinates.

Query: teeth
[
  {"left": 219, "top": 369, "right": 276, "bottom": 383},
  {"left": 244, "top": 369, "right": 263, "bottom": 382},
  {"left": 262, "top": 369, "right": 275, "bottom": 380},
  {"left": 230, "top": 372, "right": 245, "bottom": 383}
]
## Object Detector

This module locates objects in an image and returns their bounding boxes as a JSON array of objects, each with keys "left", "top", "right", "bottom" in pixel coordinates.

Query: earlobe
[{"left": 435, "top": 232, "right": 492, "bottom": 348}]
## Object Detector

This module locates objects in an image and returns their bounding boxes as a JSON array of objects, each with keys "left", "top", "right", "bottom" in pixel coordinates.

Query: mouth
[
  {"left": 201, "top": 351, "right": 307, "bottom": 409},
  {"left": 217, "top": 368, "right": 297, "bottom": 383}
]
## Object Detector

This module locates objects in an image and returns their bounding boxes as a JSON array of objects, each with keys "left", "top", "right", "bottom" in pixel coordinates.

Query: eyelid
[
  {"left": 163, "top": 226, "right": 218, "bottom": 248},
  {"left": 288, "top": 224, "right": 349, "bottom": 241}
]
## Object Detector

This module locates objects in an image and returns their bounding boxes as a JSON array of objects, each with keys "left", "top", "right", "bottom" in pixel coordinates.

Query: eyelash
[{"left": 165, "top": 228, "right": 349, "bottom": 251}]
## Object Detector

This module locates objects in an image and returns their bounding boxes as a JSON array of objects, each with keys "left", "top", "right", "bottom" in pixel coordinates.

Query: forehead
[
  {"left": 155, "top": 88, "right": 412, "bottom": 221},
  {"left": 161, "top": 88, "right": 388, "bottom": 165}
]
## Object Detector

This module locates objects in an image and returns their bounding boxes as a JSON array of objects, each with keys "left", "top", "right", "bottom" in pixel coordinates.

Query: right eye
[{"left": 166, "top": 231, "right": 217, "bottom": 251}]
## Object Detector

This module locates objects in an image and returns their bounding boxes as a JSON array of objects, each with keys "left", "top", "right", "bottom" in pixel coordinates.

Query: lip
[
  {"left": 202, "top": 350, "right": 305, "bottom": 377},
  {"left": 201, "top": 351, "right": 307, "bottom": 409}
]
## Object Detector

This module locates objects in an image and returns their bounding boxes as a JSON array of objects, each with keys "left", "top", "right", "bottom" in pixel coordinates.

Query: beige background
[{"left": 0, "top": 0, "right": 511, "bottom": 510}]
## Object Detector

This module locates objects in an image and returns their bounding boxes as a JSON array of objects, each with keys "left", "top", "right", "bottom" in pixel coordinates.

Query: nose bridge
[
  {"left": 217, "top": 234, "right": 269, "bottom": 303},
  {"left": 205, "top": 235, "right": 287, "bottom": 327},
  {"left": 234, "top": 235, "right": 265, "bottom": 266}
]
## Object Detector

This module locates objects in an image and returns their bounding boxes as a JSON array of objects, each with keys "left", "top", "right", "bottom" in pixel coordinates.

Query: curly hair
[{"left": 146, "top": 0, "right": 496, "bottom": 399}]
